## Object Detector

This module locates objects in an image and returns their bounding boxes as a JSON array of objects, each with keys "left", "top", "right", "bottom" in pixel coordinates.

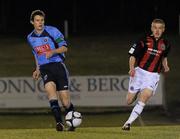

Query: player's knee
[
  {"left": 61, "top": 99, "right": 70, "bottom": 108},
  {"left": 126, "top": 98, "right": 133, "bottom": 105},
  {"left": 126, "top": 92, "right": 138, "bottom": 105},
  {"left": 59, "top": 90, "right": 70, "bottom": 107}
]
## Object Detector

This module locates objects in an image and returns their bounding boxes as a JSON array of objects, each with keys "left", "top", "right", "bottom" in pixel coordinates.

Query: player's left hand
[
  {"left": 46, "top": 51, "right": 53, "bottom": 59},
  {"left": 164, "top": 66, "right": 170, "bottom": 72}
]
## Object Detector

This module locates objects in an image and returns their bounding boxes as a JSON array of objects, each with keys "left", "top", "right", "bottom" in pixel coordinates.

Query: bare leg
[
  {"left": 58, "top": 90, "right": 71, "bottom": 108},
  {"left": 58, "top": 90, "right": 75, "bottom": 131},
  {"left": 45, "top": 81, "right": 57, "bottom": 100},
  {"left": 122, "top": 88, "right": 153, "bottom": 130},
  {"left": 126, "top": 92, "right": 139, "bottom": 105}
]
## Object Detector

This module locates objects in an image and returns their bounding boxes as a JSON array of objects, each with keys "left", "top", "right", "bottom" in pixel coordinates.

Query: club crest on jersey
[
  {"left": 44, "top": 38, "right": 48, "bottom": 42},
  {"left": 146, "top": 42, "right": 151, "bottom": 46},
  {"left": 160, "top": 44, "right": 166, "bottom": 50}
]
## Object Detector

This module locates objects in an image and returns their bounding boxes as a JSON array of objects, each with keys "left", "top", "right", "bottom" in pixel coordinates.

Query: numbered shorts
[{"left": 128, "top": 67, "right": 160, "bottom": 95}]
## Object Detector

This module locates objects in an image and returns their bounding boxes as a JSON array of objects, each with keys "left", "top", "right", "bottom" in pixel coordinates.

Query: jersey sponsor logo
[
  {"left": 160, "top": 44, "right": 166, "bottom": 50},
  {"left": 34, "top": 44, "right": 51, "bottom": 55},
  {"left": 147, "top": 48, "right": 162, "bottom": 56}
]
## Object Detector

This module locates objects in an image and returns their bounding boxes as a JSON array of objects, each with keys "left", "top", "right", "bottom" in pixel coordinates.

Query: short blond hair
[{"left": 151, "top": 18, "right": 165, "bottom": 28}]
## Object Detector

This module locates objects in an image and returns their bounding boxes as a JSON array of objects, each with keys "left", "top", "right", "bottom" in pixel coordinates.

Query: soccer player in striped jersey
[
  {"left": 122, "top": 19, "right": 171, "bottom": 130},
  {"left": 27, "top": 10, "right": 76, "bottom": 131}
]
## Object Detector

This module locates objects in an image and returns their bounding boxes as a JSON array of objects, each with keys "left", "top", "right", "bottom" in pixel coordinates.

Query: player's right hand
[
  {"left": 33, "top": 70, "right": 40, "bottom": 80},
  {"left": 128, "top": 69, "right": 135, "bottom": 77}
]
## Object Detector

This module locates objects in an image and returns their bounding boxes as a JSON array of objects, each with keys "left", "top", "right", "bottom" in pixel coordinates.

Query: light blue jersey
[{"left": 27, "top": 26, "right": 67, "bottom": 66}]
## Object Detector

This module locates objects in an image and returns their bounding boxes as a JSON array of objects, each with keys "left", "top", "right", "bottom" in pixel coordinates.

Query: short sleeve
[
  {"left": 128, "top": 40, "right": 144, "bottom": 58},
  {"left": 48, "top": 26, "right": 67, "bottom": 47}
]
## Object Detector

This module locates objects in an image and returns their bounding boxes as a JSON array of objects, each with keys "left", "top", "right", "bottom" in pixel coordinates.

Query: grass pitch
[
  {"left": 0, "top": 126, "right": 180, "bottom": 139},
  {"left": 0, "top": 111, "right": 179, "bottom": 139}
]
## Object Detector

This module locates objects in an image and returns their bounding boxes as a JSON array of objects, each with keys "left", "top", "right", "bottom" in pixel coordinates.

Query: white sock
[{"left": 126, "top": 101, "right": 145, "bottom": 125}]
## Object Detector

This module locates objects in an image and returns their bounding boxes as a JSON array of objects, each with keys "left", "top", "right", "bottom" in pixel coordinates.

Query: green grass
[
  {"left": 0, "top": 126, "right": 180, "bottom": 139},
  {"left": 0, "top": 110, "right": 179, "bottom": 139},
  {"left": 0, "top": 110, "right": 177, "bottom": 129}
]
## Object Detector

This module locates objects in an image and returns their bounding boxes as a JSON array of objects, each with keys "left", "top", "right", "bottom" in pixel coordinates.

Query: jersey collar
[{"left": 32, "top": 26, "right": 45, "bottom": 37}]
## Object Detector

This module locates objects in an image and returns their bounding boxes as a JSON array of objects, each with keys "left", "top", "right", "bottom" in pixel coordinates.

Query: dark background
[
  {"left": 0, "top": 0, "right": 180, "bottom": 112},
  {"left": 0, "top": 0, "right": 180, "bottom": 128},
  {"left": 0, "top": 0, "right": 179, "bottom": 36}
]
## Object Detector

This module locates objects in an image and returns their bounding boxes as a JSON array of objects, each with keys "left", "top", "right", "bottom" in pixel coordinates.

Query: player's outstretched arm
[
  {"left": 32, "top": 56, "right": 40, "bottom": 80},
  {"left": 129, "top": 56, "right": 136, "bottom": 77},
  {"left": 162, "top": 57, "right": 170, "bottom": 72}
]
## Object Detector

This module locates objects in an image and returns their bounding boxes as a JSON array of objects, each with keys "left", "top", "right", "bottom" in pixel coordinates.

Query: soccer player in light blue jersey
[{"left": 27, "top": 10, "right": 76, "bottom": 131}]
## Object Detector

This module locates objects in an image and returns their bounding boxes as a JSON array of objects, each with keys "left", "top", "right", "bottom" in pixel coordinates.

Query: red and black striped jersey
[{"left": 128, "top": 35, "right": 171, "bottom": 73}]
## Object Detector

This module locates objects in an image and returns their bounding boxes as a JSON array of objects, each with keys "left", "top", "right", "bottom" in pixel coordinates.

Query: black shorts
[{"left": 40, "top": 62, "right": 69, "bottom": 91}]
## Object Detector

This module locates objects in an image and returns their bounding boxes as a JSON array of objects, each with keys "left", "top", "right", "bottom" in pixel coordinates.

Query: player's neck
[
  {"left": 151, "top": 34, "right": 161, "bottom": 41},
  {"left": 155, "top": 37, "right": 159, "bottom": 41},
  {"left": 35, "top": 29, "right": 43, "bottom": 35}
]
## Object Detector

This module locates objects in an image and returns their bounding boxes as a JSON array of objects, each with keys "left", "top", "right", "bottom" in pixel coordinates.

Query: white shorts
[{"left": 128, "top": 67, "right": 160, "bottom": 95}]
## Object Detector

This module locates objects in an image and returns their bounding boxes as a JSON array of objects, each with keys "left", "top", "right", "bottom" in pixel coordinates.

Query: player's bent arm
[
  {"left": 129, "top": 56, "right": 136, "bottom": 77},
  {"left": 34, "top": 56, "right": 39, "bottom": 70},
  {"left": 162, "top": 57, "right": 170, "bottom": 72},
  {"left": 52, "top": 46, "right": 68, "bottom": 54},
  {"left": 46, "top": 46, "right": 67, "bottom": 59}
]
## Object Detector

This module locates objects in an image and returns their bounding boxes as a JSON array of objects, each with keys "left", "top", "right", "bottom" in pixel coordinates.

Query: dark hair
[{"left": 30, "top": 10, "right": 45, "bottom": 22}]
